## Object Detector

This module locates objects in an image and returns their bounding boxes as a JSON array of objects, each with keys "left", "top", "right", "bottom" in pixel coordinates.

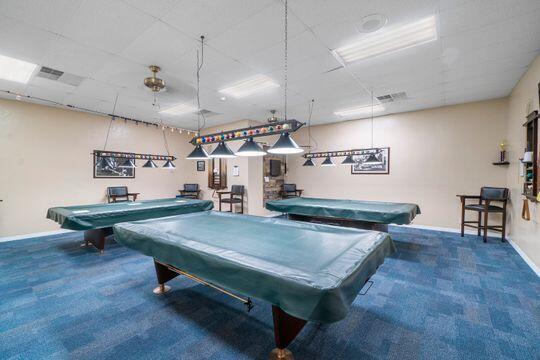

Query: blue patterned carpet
[{"left": 0, "top": 227, "right": 539, "bottom": 360}]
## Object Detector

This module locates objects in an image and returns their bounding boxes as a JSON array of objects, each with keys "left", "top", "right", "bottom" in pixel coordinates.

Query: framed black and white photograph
[
  {"left": 197, "top": 160, "right": 205, "bottom": 171},
  {"left": 93, "top": 156, "right": 135, "bottom": 178},
  {"left": 351, "top": 147, "right": 390, "bottom": 175}
]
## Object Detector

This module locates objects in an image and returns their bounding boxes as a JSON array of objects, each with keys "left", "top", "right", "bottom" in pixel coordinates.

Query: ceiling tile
[
  {"left": 162, "top": 0, "right": 275, "bottom": 39},
  {"left": 0, "top": 0, "right": 83, "bottom": 34},
  {"left": 61, "top": 0, "right": 156, "bottom": 54},
  {"left": 40, "top": 36, "right": 113, "bottom": 78},
  {"left": 0, "top": 15, "right": 58, "bottom": 64},
  {"left": 121, "top": 0, "right": 181, "bottom": 19}
]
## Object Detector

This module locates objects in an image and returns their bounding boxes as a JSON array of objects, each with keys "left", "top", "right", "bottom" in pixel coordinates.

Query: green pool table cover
[
  {"left": 47, "top": 198, "right": 214, "bottom": 230},
  {"left": 265, "top": 197, "right": 420, "bottom": 225},
  {"left": 113, "top": 211, "right": 395, "bottom": 323}
]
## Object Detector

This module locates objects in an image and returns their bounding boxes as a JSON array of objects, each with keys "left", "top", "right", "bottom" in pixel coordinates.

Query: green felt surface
[
  {"left": 113, "top": 211, "right": 395, "bottom": 323},
  {"left": 47, "top": 198, "right": 214, "bottom": 230},
  {"left": 266, "top": 197, "right": 420, "bottom": 225}
]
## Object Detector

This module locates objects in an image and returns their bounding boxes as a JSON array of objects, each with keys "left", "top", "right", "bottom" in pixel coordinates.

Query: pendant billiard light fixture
[
  {"left": 162, "top": 159, "right": 176, "bottom": 169},
  {"left": 268, "top": 132, "right": 303, "bottom": 154},
  {"left": 96, "top": 156, "right": 110, "bottom": 169},
  {"left": 302, "top": 158, "right": 315, "bottom": 166},
  {"left": 187, "top": 144, "right": 210, "bottom": 160},
  {"left": 363, "top": 152, "right": 382, "bottom": 165},
  {"left": 210, "top": 141, "right": 236, "bottom": 158},
  {"left": 268, "top": 0, "right": 303, "bottom": 155},
  {"left": 118, "top": 157, "right": 136, "bottom": 168},
  {"left": 340, "top": 155, "right": 355, "bottom": 165},
  {"left": 142, "top": 159, "right": 158, "bottom": 168},
  {"left": 321, "top": 156, "right": 335, "bottom": 166},
  {"left": 236, "top": 137, "right": 266, "bottom": 156}
]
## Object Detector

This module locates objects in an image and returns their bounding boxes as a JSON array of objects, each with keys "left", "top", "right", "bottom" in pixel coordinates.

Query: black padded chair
[
  {"left": 107, "top": 186, "right": 139, "bottom": 203},
  {"left": 179, "top": 184, "right": 201, "bottom": 199},
  {"left": 280, "top": 183, "right": 303, "bottom": 199},
  {"left": 218, "top": 185, "right": 245, "bottom": 214},
  {"left": 457, "top": 187, "right": 509, "bottom": 242}
]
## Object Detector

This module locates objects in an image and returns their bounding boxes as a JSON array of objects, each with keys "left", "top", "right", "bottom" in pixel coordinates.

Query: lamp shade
[
  {"left": 364, "top": 153, "right": 382, "bottom": 165},
  {"left": 96, "top": 156, "right": 110, "bottom": 168},
  {"left": 341, "top": 155, "right": 356, "bottom": 165},
  {"left": 522, "top": 151, "right": 533, "bottom": 163},
  {"left": 163, "top": 160, "right": 176, "bottom": 169},
  {"left": 186, "top": 144, "right": 209, "bottom": 160},
  {"left": 302, "top": 158, "right": 315, "bottom": 166},
  {"left": 321, "top": 156, "right": 335, "bottom": 166},
  {"left": 142, "top": 159, "right": 158, "bottom": 168},
  {"left": 210, "top": 141, "right": 236, "bottom": 158},
  {"left": 267, "top": 132, "right": 304, "bottom": 154},
  {"left": 118, "top": 158, "right": 136, "bottom": 168},
  {"left": 236, "top": 137, "right": 266, "bottom": 156}
]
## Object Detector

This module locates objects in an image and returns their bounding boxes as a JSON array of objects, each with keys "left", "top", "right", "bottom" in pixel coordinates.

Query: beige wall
[
  {"left": 505, "top": 55, "right": 540, "bottom": 269},
  {"left": 286, "top": 98, "right": 509, "bottom": 229},
  {"left": 192, "top": 120, "right": 264, "bottom": 213},
  {"left": 0, "top": 98, "right": 196, "bottom": 237}
]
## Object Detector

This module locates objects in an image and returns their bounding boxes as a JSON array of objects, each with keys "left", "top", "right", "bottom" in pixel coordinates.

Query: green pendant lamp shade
[
  {"left": 268, "top": 132, "right": 304, "bottom": 154},
  {"left": 302, "top": 158, "right": 315, "bottom": 166},
  {"left": 186, "top": 144, "right": 209, "bottom": 160},
  {"left": 163, "top": 160, "right": 176, "bottom": 169},
  {"left": 341, "top": 155, "right": 355, "bottom": 165},
  {"left": 236, "top": 137, "right": 266, "bottom": 156},
  {"left": 118, "top": 158, "right": 136, "bottom": 168},
  {"left": 321, "top": 156, "right": 335, "bottom": 166},
  {"left": 210, "top": 141, "right": 236, "bottom": 158},
  {"left": 142, "top": 159, "right": 158, "bottom": 168}
]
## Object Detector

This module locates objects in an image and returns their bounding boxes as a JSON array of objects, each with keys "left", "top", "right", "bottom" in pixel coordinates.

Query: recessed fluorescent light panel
[
  {"left": 159, "top": 103, "right": 197, "bottom": 116},
  {"left": 219, "top": 75, "right": 279, "bottom": 98},
  {"left": 0, "top": 54, "right": 38, "bottom": 84},
  {"left": 333, "top": 15, "right": 437, "bottom": 63},
  {"left": 334, "top": 104, "right": 385, "bottom": 119}
]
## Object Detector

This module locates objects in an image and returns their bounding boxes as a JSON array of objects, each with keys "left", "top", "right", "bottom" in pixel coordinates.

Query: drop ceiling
[{"left": 0, "top": 0, "right": 539, "bottom": 129}]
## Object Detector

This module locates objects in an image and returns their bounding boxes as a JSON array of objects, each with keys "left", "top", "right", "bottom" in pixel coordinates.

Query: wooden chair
[
  {"left": 107, "top": 186, "right": 139, "bottom": 203},
  {"left": 457, "top": 187, "right": 509, "bottom": 242},
  {"left": 218, "top": 185, "right": 245, "bottom": 214},
  {"left": 280, "top": 183, "right": 303, "bottom": 199},
  {"left": 179, "top": 184, "right": 201, "bottom": 199}
]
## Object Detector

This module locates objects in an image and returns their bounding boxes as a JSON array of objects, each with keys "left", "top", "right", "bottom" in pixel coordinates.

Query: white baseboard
[
  {"left": 0, "top": 229, "right": 74, "bottom": 243},
  {"left": 506, "top": 237, "right": 540, "bottom": 277},
  {"left": 396, "top": 223, "right": 502, "bottom": 237}
]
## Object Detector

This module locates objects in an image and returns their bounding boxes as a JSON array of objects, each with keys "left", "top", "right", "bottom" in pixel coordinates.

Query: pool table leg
[
  {"left": 269, "top": 305, "right": 307, "bottom": 360},
  {"left": 83, "top": 228, "right": 113, "bottom": 254},
  {"left": 152, "top": 259, "right": 178, "bottom": 294}
]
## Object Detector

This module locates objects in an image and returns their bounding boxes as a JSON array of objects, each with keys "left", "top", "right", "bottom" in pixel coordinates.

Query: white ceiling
[{"left": 0, "top": 0, "right": 539, "bottom": 129}]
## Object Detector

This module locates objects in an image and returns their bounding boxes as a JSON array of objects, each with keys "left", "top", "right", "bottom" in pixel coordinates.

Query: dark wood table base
[
  {"left": 82, "top": 227, "right": 114, "bottom": 254},
  {"left": 287, "top": 213, "right": 389, "bottom": 233},
  {"left": 152, "top": 259, "right": 307, "bottom": 359}
]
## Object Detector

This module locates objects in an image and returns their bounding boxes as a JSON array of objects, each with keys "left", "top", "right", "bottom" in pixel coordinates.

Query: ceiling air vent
[
  {"left": 36, "top": 66, "right": 85, "bottom": 87},
  {"left": 376, "top": 91, "right": 407, "bottom": 103},
  {"left": 36, "top": 66, "right": 64, "bottom": 80}
]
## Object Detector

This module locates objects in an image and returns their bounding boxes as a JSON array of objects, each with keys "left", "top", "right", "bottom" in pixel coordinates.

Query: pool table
[
  {"left": 113, "top": 211, "right": 395, "bottom": 359},
  {"left": 266, "top": 197, "right": 421, "bottom": 232},
  {"left": 46, "top": 198, "right": 213, "bottom": 253}
]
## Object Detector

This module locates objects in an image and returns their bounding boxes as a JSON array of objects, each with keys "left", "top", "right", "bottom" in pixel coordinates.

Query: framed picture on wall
[
  {"left": 93, "top": 156, "right": 135, "bottom": 178},
  {"left": 197, "top": 160, "right": 205, "bottom": 171},
  {"left": 351, "top": 147, "right": 390, "bottom": 175}
]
